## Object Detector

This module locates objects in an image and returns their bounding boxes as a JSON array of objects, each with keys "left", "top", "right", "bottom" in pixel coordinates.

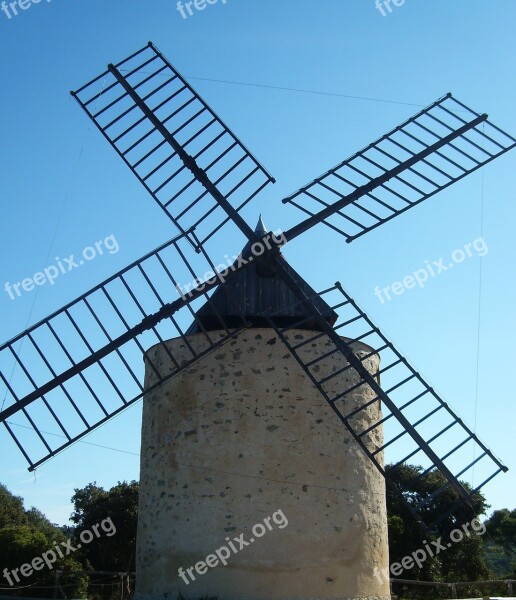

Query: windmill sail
[
  {"left": 71, "top": 42, "right": 275, "bottom": 247},
  {"left": 0, "top": 232, "right": 250, "bottom": 471},
  {"left": 283, "top": 94, "right": 516, "bottom": 243},
  {"left": 260, "top": 278, "right": 507, "bottom": 529}
]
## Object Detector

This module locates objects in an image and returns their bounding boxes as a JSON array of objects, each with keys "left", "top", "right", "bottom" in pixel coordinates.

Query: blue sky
[{"left": 0, "top": 1, "right": 515, "bottom": 525}]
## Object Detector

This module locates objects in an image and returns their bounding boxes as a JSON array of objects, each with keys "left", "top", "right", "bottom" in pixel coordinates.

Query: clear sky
[{"left": 0, "top": 1, "right": 514, "bottom": 525}]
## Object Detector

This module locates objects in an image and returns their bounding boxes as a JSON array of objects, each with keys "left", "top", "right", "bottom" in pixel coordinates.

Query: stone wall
[{"left": 135, "top": 328, "right": 390, "bottom": 600}]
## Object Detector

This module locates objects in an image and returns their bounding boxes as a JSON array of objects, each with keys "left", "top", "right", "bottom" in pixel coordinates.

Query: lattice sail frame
[
  {"left": 0, "top": 231, "right": 255, "bottom": 471},
  {"left": 260, "top": 283, "right": 507, "bottom": 529},
  {"left": 283, "top": 94, "right": 516, "bottom": 242},
  {"left": 71, "top": 42, "right": 275, "bottom": 247}
]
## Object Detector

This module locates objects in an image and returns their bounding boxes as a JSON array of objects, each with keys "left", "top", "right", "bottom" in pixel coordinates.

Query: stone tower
[{"left": 135, "top": 219, "right": 389, "bottom": 600}]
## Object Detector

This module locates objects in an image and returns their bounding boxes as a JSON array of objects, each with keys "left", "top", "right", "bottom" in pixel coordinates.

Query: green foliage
[
  {"left": 483, "top": 509, "right": 516, "bottom": 577},
  {"left": 386, "top": 464, "right": 488, "bottom": 537},
  {"left": 386, "top": 464, "right": 490, "bottom": 598},
  {"left": 485, "top": 508, "right": 516, "bottom": 543},
  {"left": 25, "top": 507, "right": 60, "bottom": 539},
  {"left": 0, "top": 485, "right": 87, "bottom": 598},
  {"left": 0, "top": 525, "right": 50, "bottom": 569},
  {"left": 70, "top": 480, "right": 139, "bottom": 572},
  {"left": 0, "top": 483, "right": 28, "bottom": 529}
]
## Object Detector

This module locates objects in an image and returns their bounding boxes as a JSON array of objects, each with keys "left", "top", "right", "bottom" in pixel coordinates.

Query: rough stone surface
[{"left": 135, "top": 329, "right": 389, "bottom": 600}]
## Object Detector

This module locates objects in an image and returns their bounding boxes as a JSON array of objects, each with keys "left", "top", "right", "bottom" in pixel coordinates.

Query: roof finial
[{"left": 255, "top": 214, "right": 268, "bottom": 236}]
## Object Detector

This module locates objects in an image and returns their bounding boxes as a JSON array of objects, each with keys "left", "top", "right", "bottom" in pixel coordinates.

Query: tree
[
  {"left": 0, "top": 484, "right": 87, "bottom": 598},
  {"left": 26, "top": 507, "right": 60, "bottom": 539},
  {"left": 0, "top": 483, "right": 28, "bottom": 529},
  {"left": 483, "top": 509, "right": 516, "bottom": 578},
  {"left": 386, "top": 464, "right": 490, "bottom": 595},
  {"left": 70, "top": 481, "right": 139, "bottom": 572},
  {"left": 485, "top": 508, "right": 516, "bottom": 543}
]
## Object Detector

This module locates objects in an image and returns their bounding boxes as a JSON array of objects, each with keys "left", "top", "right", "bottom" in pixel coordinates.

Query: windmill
[{"left": 1, "top": 42, "right": 514, "bottom": 543}]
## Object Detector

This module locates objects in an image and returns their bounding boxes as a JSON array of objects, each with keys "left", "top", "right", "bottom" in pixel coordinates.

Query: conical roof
[{"left": 186, "top": 218, "right": 336, "bottom": 333}]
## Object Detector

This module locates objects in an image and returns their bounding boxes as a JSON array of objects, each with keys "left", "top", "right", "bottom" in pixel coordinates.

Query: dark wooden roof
[{"left": 187, "top": 218, "right": 336, "bottom": 333}]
